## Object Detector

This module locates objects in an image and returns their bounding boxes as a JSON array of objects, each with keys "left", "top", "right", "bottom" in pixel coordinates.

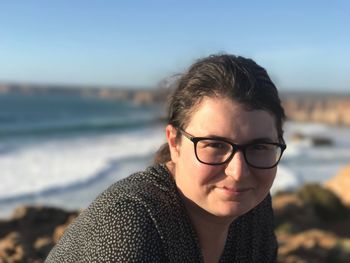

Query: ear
[{"left": 166, "top": 124, "right": 180, "bottom": 163}]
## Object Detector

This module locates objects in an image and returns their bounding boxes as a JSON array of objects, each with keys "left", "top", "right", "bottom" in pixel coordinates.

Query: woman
[{"left": 46, "top": 54, "right": 286, "bottom": 262}]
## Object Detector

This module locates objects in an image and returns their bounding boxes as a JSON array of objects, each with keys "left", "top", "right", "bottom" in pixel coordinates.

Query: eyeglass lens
[{"left": 195, "top": 139, "right": 282, "bottom": 168}]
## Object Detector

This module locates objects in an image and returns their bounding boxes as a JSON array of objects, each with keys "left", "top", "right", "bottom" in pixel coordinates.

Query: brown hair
[{"left": 154, "top": 54, "right": 285, "bottom": 164}]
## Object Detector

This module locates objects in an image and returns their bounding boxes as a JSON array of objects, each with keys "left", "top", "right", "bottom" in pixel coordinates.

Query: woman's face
[{"left": 166, "top": 97, "right": 279, "bottom": 220}]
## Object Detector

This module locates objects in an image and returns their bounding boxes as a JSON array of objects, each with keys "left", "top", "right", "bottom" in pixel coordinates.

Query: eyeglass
[{"left": 178, "top": 128, "right": 286, "bottom": 169}]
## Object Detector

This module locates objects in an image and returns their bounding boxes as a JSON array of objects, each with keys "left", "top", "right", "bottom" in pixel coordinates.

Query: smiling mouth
[{"left": 217, "top": 186, "right": 252, "bottom": 196}]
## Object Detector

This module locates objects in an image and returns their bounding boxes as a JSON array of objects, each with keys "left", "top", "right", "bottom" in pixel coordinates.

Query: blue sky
[{"left": 0, "top": 0, "right": 349, "bottom": 91}]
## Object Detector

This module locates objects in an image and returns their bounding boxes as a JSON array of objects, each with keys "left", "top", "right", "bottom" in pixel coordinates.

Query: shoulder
[
  {"left": 46, "top": 164, "right": 172, "bottom": 262},
  {"left": 96, "top": 164, "right": 178, "bottom": 213},
  {"left": 82, "top": 164, "right": 178, "bottom": 231}
]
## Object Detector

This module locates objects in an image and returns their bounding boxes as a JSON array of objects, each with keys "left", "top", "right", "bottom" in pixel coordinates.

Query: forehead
[{"left": 185, "top": 97, "right": 278, "bottom": 142}]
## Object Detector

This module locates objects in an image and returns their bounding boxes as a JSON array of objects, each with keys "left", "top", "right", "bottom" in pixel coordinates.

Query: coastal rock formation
[
  {"left": 0, "top": 206, "right": 78, "bottom": 263},
  {"left": 325, "top": 164, "right": 350, "bottom": 206},
  {"left": 273, "top": 183, "right": 350, "bottom": 262},
  {"left": 282, "top": 94, "right": 350, "bottom": 126},
  {"left": 277, "top": 229, "right": 350, "bottom": 263},
  {"left": 290, "top": 132, "right": 333, "bottom": 147}
]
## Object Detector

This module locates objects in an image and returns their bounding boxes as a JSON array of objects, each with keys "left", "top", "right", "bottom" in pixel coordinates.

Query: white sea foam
[
  {"left": 279, "top": 121, "right": 350, "bottom": 188},
  {"left": 272, "top": 165, "right": 301, "bottom": 194},
  {"left": 0, "top": 127, "right": 165, "bottom": 200}
]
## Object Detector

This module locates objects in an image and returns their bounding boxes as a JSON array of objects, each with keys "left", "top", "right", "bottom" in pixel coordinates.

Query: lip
[{"left": 217, "top": 186, "right": 253, "bottom": 196}]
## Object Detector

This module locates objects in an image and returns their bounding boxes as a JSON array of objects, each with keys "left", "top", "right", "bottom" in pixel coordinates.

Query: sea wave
[
  {"left": 0, "top": 126, "right": 165, "bottom": 201},
  {"left": 272, "top": 165, "right": 301, "bottom": 194}
]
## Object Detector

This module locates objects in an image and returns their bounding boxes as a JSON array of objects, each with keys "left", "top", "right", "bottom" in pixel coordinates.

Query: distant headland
[
  {"left": 1, "top": 82, "right": 350, "bottom": 126},
  {"left": 0, "top": 83, "right": 168, "bottom": 105}
]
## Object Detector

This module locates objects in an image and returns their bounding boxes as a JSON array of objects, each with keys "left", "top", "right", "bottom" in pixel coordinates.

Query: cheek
[
  {"left": 179, "top": 145, "right": 197, "bottom": 167},
  {"left": 179, "top": 148, "right": 220, "bottom": 185},
  {"left": 189, "top": 162, "right": 226, "bottom": 188},
  {"left": 177, "top": 145, "right": 198, "bottom": 178},
  {"left": 255, "top": 168, "right": 277, "bottom": 190}
]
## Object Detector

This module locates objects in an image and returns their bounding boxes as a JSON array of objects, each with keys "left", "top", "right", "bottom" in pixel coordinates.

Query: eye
[
  {"left": 248, "top": 143, "right": 273, "bottom": 152},
  {"left": 252, "top": 144, "right": 268, "bottom": 150},
  {"left": 198, "top": 140, "right": 231, "bottom": 151},
  {"left": 207, "top": 141, "right": 226, "bottom": 149}
]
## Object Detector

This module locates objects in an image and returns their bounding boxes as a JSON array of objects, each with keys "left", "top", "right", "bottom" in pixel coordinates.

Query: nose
[{"left": 224, "top": 151, "right": 250, "bottom": 181}]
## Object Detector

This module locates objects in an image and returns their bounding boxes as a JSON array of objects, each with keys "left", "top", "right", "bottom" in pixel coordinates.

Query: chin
[{"left": 213, "top": 203, "right": 254, "bottom": 219}]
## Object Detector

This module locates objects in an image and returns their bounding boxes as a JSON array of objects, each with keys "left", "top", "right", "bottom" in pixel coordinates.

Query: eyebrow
[
  {"left": 248, "top": 138, "right": 276, "bottom": 144},
  {"left": 203, "top": 134, "right": 276, "bottom": 144}
]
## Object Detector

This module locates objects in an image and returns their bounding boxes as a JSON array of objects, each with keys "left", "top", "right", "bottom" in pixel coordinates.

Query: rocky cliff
[
  {"left": 325, "top": 164, "right": 350, "bottom": 206},
  {"left": 0, "top": 207, "right": 78, "bottom": 262},
  {"left": 282, "top": 93, "right": 350, "bottom": 126},
  {"left": 273, "top": 181, "right": 350, "bottom": 262}
]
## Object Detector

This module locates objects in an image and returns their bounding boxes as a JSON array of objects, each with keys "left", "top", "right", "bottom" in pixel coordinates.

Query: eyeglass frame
[{"left": 177, "top": 128, "right": 287, "bottom": 169}]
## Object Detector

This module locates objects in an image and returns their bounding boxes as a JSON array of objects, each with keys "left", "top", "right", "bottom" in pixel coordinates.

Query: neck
[
  {"left": 182, "top": 194, "right": 234, "bottom": 263},
  {"left": 165, "top": 161, "right": 234, "bottom": 262}
]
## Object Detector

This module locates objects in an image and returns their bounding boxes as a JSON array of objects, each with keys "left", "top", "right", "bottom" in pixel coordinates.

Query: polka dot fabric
[{"left": 45, "top": 164, "right": 277, "bottom": 262}]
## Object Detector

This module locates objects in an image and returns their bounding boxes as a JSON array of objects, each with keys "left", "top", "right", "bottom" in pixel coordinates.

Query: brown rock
[
  {"left": 274, "top": 184, "right": 350, "bottom": 262},
  {"left": 53, "top": 214, "right": 77, "bottom": 243},
  {"left": 0, "top": 206, "right": 78, "bottom": 262},
  {"left": 34, "top": 237, "right": 53, "bottom": 259},
  {"left": 0, "top": 232, "right": 25, "bottom": 262},
  {"left": 273, "top": 192, "right": 321, "bottom": 233},
  {"left": 325, "top": 164, "right": 350, "bottom": 206},
  {"left": 277, "top": 229, "right": 350, "bottom": 263}
]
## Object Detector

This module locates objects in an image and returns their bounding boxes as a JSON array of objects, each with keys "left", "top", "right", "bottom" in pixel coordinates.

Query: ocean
[{"left": 1, "top": 93, "right": 350, "bottom": 218}]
